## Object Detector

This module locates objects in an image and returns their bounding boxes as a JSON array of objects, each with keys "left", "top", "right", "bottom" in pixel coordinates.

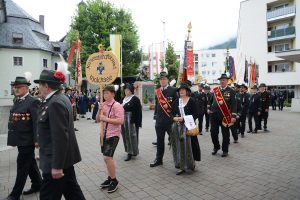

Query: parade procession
[{"left": 1, "top": 0, "right": 300, "bottom": 200}]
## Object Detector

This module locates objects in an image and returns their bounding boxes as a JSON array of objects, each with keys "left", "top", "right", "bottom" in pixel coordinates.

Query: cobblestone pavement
[{"left": 1, "top": 109, "right": 300, "bottom": 200}]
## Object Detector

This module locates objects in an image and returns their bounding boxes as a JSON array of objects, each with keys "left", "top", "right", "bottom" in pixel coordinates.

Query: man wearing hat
[
  {"left": 34, "top": 69, "right": 85, "bottom": 199},
  {"left": 238, "top": 83, "right": 250, "bottom": 137},
  {"left": 193, "top": 83, "right": 207, "bottom": 134},
  {"left": 247, "top": 85, "right": 261, "bottom": 133},
  {"left": 204, "top": 84, "right": 212, "bottom": 132},
  {"left": 150, "top": 71, "right": 177, "bottom": 167},
  {"left": 208, "top": 73, "right": 237, "bottom": 157},
  {"left": 5, "top": 74, "right": 42, "bottom": 200},
  {"left": 258, "top": 83, "right": 271, "bottom": 131}
]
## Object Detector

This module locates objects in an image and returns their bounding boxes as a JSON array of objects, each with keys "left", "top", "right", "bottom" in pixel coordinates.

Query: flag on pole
[
  {"left": 228, "top": 56, "right": 236, "bottom": 82},
  {"left": 110, "top": 34, "right": 122, "bottom": 77},
  {"left": 244, "top": 58, "right": 248, "bottom": 84},
  {"left": 181, "top": 40, "right": 188, "bottom": 82},
  {"left": 75, "top": 40, "right": 82, "bottom": 87},
  {"left": 249, "top": 61, "right": 256, "bottom": 89}
]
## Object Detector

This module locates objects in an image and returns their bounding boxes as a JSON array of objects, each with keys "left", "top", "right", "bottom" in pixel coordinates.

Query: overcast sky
[{"left": 13, "top": 0, "right": 243, "bottom": 51}]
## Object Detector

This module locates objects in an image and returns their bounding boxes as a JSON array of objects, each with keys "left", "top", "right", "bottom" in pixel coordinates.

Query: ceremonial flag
[
  {"left": 228, "top": 56, "right": 236, "bottom": 82},
  {"left": 110, "top": 34, "right": 122, "bottom": 77},
  {"left": 249, "top": 61, "right": 256, "bottom": 89},
  {"left": 181, "top": 40, "right": 188, "bottom": 82},
  {"left": 75, "top": 41, "right": 82, "bottom": 87},
  {"left": 244, "top": 58, "right": 248, "bottom": 84}
]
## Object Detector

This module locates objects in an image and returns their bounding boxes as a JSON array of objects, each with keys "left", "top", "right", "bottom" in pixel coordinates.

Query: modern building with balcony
[{"left": 237, "top": 0, "right": 300, "bottom": 112}]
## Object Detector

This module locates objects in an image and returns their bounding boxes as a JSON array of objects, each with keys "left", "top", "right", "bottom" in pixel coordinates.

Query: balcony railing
[
  {"left": 267, "top": 6, "right": 296, "bottom": 20},
  {"left": 268, "top": 26, "right": 295, "bottom": 41}
]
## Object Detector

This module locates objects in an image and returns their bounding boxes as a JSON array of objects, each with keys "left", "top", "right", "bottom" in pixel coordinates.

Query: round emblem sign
[{"left": 85, "top": 51, "right": 120, "bottom": 85}]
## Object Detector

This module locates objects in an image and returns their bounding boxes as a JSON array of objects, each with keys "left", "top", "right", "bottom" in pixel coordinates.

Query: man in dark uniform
[
  {"left": 65, "top": 87, "right": 79, "bottom": 131},
  {"left": 5, "top": 76, "right": 42, "bottom": 200},
  {"left": 271, "top": 89, "right": 277, "bottom": 110},
  {"left": 193, "top": 83, "right": 207, "bottom": 134},
  {"left": 238, "top": 83, "right": 250, "bottom": 137},
  {"left": 278, "top": 91, "right": 285, "bottom": 111},
  {"left": 258, "top": 83, "right": 271, "bottom": 131},
  {"left": 208, "top": 74, "right": 237, "bottom": 157},
  {"left": 229, "top": 84, "right": 240, "bottom": 143},
  {"left": 34, "top": 70, "right": 85, "bottom": 200},
  {"left": 204, "top": 84, "right": 212, "bottom": 132},
  {"left": 247, "top": 85, "right": 261, "bottom": 133},
  {"left": 150, "top": 71, "right": 177, "bottom": 167}
]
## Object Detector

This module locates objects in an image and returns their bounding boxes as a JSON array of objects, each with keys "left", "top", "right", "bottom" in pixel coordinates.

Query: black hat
[
  {"left": 159, "top": 71, "right": 168, "bottom": 79},
  {"left": 103, "top": 85, "right": 116, "bottom": 93},
  {"left": 241, "top": 83, "right": 248, "bottom": 89},
  {"left": 251, "top": 85, "right": 258, "bottom": 90},
  {"left": 235, "top": 83, "right": 241, "bottom": 88},
  {"left": 177, "top": 83, "right": 191, "bottom": 93},
  {"left": 185, "top": 80, "right": 192, "bottom": 87},
  {"left": 11, "top": 77, "right": 31, "bottom": 86},
  {"left": 259, "top": 83, "right": 266, "bottom": 88},
  {"left": 34, "top": 70, "right": 65, "bottom": 84},
  {"left": 124, "top": 83, "right": 134, "bottom": 94},
  {"left": 218, "top": 73, "right": 230, "bottom": 80},
  {"left": 204, "top": 84, "right": 210, "bottom": 90},
  {"left": 198, "top": 83, "right": 205, "bottom": 88},
  {"left": 65, "top": 86, "right": 73, "bottom": 92}
]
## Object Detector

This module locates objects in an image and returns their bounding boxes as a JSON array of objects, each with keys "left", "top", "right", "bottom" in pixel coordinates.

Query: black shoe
[
  {"left": 107, "top": 180, "right": 119, "bottom": 193},
  {"left": 168, "top": 142, "right": 171, "bottom": 146},
  {"left": 212, "top": 148, "right": 220, "bottom": 155},
  {"left": 253, "top": 130, "right": 257, "bottom": 133},
  {"left": 124, "top": 154, "right": 132, "bottom": 161},
  {"left": 241, "top": 134, "right": 245, "bottom": 138},
  {"left": 100, "top": 177, "right": 111, "bottom": 189},
  {"left": 176, "top": 170, "right": 185, "bottom": 175},
  {"left": 221, "top": 152, "right": 228, "bottom": 157},
  {"left": 150, "top": 159, "right": 163, "bottom": 167},
  {"left": 74, "top": 128, "right": 79, "bottom": 131},
  {"left": 264, "top": 128, "right": 268, "bottom": 132},
  {"left": 152, "top": 142, "right": 157, "bottom": 146},
  {"left": 247, "top": 130, "right": 252, "bottom": 133},
  {"left": 23, "top": 188, "right": 40, "bottom": 195},
  {"left": 205, "top": 128, "right": 209, "bottom": 132},
  {"left": 234, "top": 140, "right": 238, "bottom": 143},
  {"left": 3, "top": 196, "right": 19, "bottom": 200},
  {"left": 87, "top": 117, "right": 91, "bottom": 120}
]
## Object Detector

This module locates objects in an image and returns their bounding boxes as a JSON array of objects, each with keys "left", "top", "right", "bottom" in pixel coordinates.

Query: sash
[
  {"left": 155, "top": 88, "right": 172, "bottom": 117},
  {"left": 213, "top": 87, "right": 233, "bottom": 127}
]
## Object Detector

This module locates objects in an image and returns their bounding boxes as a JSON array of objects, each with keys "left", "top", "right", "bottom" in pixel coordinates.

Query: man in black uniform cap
[
  {"left": 247, "top": 85, "right": 261, "bottom": 133},
  {"left": 5, "top": 75, "right": 42, "bottom": 200},
  {"left": 204, "top": 84, "right": 212, "bottom": 132},
  {"left": 34, "top": 70, "right": 85, "bottom": 199},
  {"left": 258, "top": 83, "right": 270, "bottom": 131},
  {"left": 270, "top": 89, "right": 277, "bottom": 110},
  {"left": 208, "top": 73, "right": 237, "bottom": 157},
  {"left": 150, "top": 71, "right": 177, "bottom": 167},
  {"left": 193, "top": 83, "right": 207, "bottom": 134},
  {"left": 238, "top": 83, "right": 250, "bottom": 137},
  {"left": 278, "top": 91, "right": 285, "bottom": 111}
]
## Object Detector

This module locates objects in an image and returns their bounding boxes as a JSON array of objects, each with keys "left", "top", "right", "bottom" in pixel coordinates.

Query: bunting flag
[
  {"left": 228, "top": 56, "right": 236, "bottom": 82},
  {"left": 75, "top": 40, "right": 82, "bottom": 87},
  {"left": 244, "top": 58, "right": 248, "bottom": 84},
  {"left": 110, "top": 34, "right": 122, "bottom": 77},
  {"left": 249, "top": 61, "right": 256, "bottom": 89}
]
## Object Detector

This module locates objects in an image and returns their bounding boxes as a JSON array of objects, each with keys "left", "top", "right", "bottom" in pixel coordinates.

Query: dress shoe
[
  {"left": 264, "top": 128, "right": 269, "bottom": 132},
  {"left": 221, "top": 152, "right": 228, "bottom": 157},
  {"left": 74, "top": 128, "right": 79, "bottom": 131},
  {"left": 152, "top": 142, "right": 157, "bottom": 146},
  {"left": 124, "top": 154, "right": 132, "bottom": 161},
  {"left": 176, "top": 170, "right": 185, "bottom": 175},
  {"left": 23, "top": 188, "right": 40, "bottom": 195},
  {"left": 205, "top": 128, "right": 209, "bottom": 132},
  {"left": 3, "top": 196, "right": 19, "bottom": 200},
  {"left": 150, "top": 159, "right": 163, "bottom": 167},
  {"left": 247, "top": 130, "right": 252, "bottom": 133},
  {"left": 253, "top": 130, "right": 257, "bottom": 133},
  {"left": 234, "top": 140, "right": 238, "bottom": 143},
  {"left": 211, "top": 148, "right": 220, "bottom": 155},
  {"left": 241, "top": 134, "right": 245, "bottom": 138}
]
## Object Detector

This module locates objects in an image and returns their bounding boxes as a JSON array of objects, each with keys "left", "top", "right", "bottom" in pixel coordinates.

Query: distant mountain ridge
[{"left": 208, "top": 37, "right": 237, "bottom": 49}]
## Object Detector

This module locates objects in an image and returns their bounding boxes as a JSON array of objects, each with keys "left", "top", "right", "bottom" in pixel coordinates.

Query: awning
[{"left": 276, "top": 49, "right": 300, "bottom": 63}]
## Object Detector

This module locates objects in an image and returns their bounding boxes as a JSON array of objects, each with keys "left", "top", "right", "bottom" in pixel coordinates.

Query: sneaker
[
  {"left": 100, "top": 177, "right": 111, "bottom": 189},
  {"left": 107, "top": 180, "right": 119, "bottom": 193}
]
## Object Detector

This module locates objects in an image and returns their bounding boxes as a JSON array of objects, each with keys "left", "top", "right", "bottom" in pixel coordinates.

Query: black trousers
[
  {"left": 204, "top": 111, "right": 210, "bottom": 129},
  {"left": 271, "top": 100, "right": 277, "bottom": 110},
  {"left": 40, "top": 166, "right": 85, "bottom": 200},
  {"left": 239, "top": 114, "right": 247, "bottom": 134},
  {"left": 258, "top": 111, "right": 269, "bottom": 129},
  {"left": 210, "top": 113, "right": 230, "bottom": 153},
  {"left": 248, "top": 112, "right": 259, "bottom": 131},
  {"left": 155, "top": 124, "right": 171, "bottom": 162},
  {"left": 278, "top": 100, "right": 284, "bottom": 111},
  {"left": 230, "top": 122, "right": 238, "bottom": 141},
  {"left": 197, "top": 113, "right": 204, "bottom": 132},
  {"left": 10, "top": 145, "right": 42, "bottom": 198}
]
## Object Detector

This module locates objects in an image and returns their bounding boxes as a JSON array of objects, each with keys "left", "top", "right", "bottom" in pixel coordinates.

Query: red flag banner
[
  {"left": 186, "top": 49, "right": 194, "bottom": 77},
  {"left": 67, "top": 41, "right": 78, "bottom": 65}
]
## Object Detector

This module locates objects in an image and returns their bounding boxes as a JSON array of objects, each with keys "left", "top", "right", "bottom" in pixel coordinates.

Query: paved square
[{"left": 0, "top": 109, "right": 300, "bottom": 200}]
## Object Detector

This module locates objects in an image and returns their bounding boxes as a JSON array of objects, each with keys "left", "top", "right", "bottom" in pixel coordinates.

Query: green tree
[
  {"left": 163, "top": 42, "right": 179, "bottom": 81},
  {"left": 68, "top": 0, "right": 141, "bottom": 78}
]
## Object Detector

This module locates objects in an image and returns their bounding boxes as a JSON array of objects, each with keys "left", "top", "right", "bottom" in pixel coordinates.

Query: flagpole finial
[{"left": 187, "top": 22, "right": 192, "bottom": 32}]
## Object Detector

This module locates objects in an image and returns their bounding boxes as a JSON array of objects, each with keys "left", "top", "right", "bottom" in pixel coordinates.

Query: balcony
[
  {"left": 268, "top": 26, "right": 295, "bottom": 42},
  {"left": 267, "top": 6, "right": 296, "bottom": 22}
]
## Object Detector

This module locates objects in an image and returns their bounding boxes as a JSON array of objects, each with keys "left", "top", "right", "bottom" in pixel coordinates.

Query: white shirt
[
  {"left": 122, "top": 95, "right": 134, "bottom": 106},
  {"left": 18, "top": 92, "right": 29, "bottom": 101},
  {"left": 161, "top": 85, "right": 169, "bottom": 91}
]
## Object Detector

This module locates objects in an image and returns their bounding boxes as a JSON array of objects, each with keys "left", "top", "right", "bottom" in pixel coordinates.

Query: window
[
  {"left": 268, "top": 45, "right": 272, "bottom": 52},
  {"left": 212, "top": 53, "right": 216, "bottom": 57},
  {"left": 268, "top": 65, "right": 272, "bottom": 72},
  {"left": 201, "top": 54, "right": 204, "bottom": 58},
  {"left": 13, "top": 57, "right": 23, "bottom": 66},
  {"left": 194, "top": 54, "right": 198, "bottom": 61},
  {"left": 274, "top": 3, "right": 289, "bottom": 10},
  {"left": 206, "top": 53, "right": 210, "bottom": 58},
  {"left": 176, "top": 55, "right": 181, "bottom": 60},
  {"left": 55, "top": 63, "right": 58, "bottom": 70},
  {"left": 43, "top": 59, "right": 48, "bottom": 68},
  {"left": 202, "top": 71, "right": 206, "bottom": 76},
  {"left": 207, "top": 71, "right": 210, "bottom": 75},
  {"left": 212, "top": 62, "right": 217, "bottom": 67},
  {"left": 275, "top": 44, "right": 289, "bottom": 52},
  {"left": 274, "top": 63, "right": 291, "bottom": 72},
  {"left": 195, "top": 62, "right": 199, "bottom": 74},
  {"left": 201, "top": 62, "right": 207, "bottom": 67},
  {"left": 212, "top": 70, "right": 216, "bottom": 75},
  {"left": 12, "top": 33, "right": 23, "bottom": 44},
  {"left": 275, "top": 23, "right": 289, "bottom": 30}
]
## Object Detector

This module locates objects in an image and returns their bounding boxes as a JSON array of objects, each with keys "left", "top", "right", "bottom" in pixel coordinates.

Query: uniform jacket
[
  {"left": 208, "top": 86, "right": 237, "bottom": 118},
  {"left": 120, "top": 95, "right": 142, "bottom": 128},
  {"left": 260, "top": 91, "right": 271, "bottom": 110},
  {"left": 193, "top": 91, "right": 207, "bottom": 115},
  {"left": 37, "top": 91, "right": 81, "bottom": 173},
  {"left": 238, "top": 92, "right": 250, "bottom": 116},
  {"left": 154, "top": 86, "right": 178, "bottom": 126},
  {"left": 248, "top": 93, "right": 261, "bottom": 113},
  {"left": 7, "top": 94, "right": 40, "bottom": 147}
]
